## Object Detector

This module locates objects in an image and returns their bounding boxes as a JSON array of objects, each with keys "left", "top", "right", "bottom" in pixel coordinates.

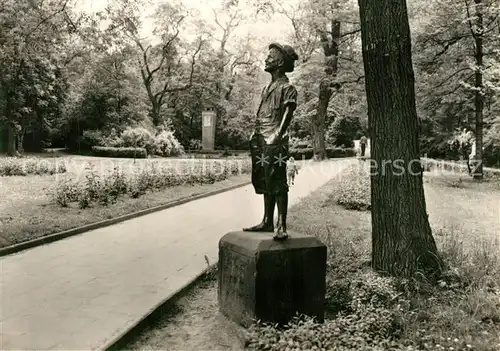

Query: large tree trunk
[
  {"left": 312, "top": 20, "right": 341, "bottom": 160},
  {"left": 151, "top": 101, "right": 162, "bottom": 127},
  {"left": 358, "top": 0, "right": 443, "bottom": 278},
  {"left": 7, "top": 124, "right": 16, "bottom": 156},
  {"left": 472, "top": 0, "right": 484, "bottom": 180},
  {"left": 311, "top": 82, "right": 329, "bottom": 160}
]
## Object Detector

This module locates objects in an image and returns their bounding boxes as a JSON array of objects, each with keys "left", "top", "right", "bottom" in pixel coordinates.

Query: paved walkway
[{"left": 0, "top": 159, "right": 354, "bottom": 350}]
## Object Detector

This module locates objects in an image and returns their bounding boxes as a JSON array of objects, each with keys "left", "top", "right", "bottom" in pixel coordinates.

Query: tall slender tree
[
  {"left": 470, "top": 0, "right": 484, "bottom": 179},
  {"left": 357, "top": 0, "right": 443, "bottom": 278}
]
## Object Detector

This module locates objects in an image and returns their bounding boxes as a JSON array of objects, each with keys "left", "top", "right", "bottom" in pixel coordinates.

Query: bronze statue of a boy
[{"left": 243, "top": 43, "right": 299, "bottom": 240}]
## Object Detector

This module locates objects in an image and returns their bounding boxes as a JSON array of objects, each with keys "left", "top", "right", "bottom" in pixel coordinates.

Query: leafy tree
[
  {"left": 0, "top": 0, "right": 76, "bottom": 154},
  {"left": 105, "top": 0, "right": 203, "bottom": 127},
  {"left": 412, "top": 0, "right": 500, "bottom": 176}
]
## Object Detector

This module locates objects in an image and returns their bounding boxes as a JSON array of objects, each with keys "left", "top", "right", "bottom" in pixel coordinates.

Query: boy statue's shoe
[
  {"left": 273, "top": 215, "right": 288, "bottom": 240},
  {"left": 273, "top": 229, "right": 288, "bottom": 240}
]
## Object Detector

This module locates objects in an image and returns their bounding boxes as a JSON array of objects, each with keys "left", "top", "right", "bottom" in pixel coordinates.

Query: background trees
[{"left": 0, "top": 0, "right": 498, "bottom": 168}]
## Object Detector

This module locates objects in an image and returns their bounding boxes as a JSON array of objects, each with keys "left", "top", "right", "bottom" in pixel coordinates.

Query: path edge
[
  {"left": 0, "top": 181, "right": 251, "bottom": 258},
  {"left": 101, "top": 263, "right": 221, "bottom": 351}
]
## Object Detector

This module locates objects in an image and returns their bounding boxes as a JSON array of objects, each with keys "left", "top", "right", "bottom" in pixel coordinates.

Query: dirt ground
[{"left": 125, "top": 279, "right": 245, "bottom": 351}]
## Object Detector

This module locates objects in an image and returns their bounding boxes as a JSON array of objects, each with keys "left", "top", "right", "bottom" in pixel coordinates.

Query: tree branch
[
  {"left": 156, "top": 39, "right": 203, "bottom": 106},
  {"left": 25, "top": 0, "right": 70, "bottom": 40},
  {"left": 211, "top": 7, "right": 225, "bottom": 31},
  {"left": 432, "top": 34, "right": 469, "bottom": 57},
  {"left": 485, "top": 14, "right": 498, "bottom": 30},
  {"left": 62, "top": 51, "right": 83, "bottom": 66},
  {"left": 146, "top": 15, "right": 185, "bottom": 79},
  {"left": 339, "top": 28, "right": 361, "bottom": 38},
  {"left": 434, "top": 67, "right": 472, "bottom": 88},
  {"left": 442, "top": 73, "right": 475, "bottom": 96},
  {"left": 333, "top": 75, "right": 365, "bottom": 87},
  {"left": 465, "top": 0, "right": 477, "bottom": 38}
]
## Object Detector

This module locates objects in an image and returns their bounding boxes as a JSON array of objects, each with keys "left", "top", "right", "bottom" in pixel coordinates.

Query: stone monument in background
[{"left": 202, "top": 107, "right": 216, "bottom": 150}]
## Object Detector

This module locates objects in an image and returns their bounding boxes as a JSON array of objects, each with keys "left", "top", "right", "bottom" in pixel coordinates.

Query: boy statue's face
[{"left": 264, "top": 48, "right": 284, "bottom": 72}]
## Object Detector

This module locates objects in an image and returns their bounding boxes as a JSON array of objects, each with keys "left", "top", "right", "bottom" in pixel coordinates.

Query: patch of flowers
[
  {"left": 51, "top": 159, "right": 251, "bottom": 208},
  {"left": 331, "top": 163, "right": 371, "bottom": 210},
  {"left": 245, "top": 271, "right": 408, "bottom": 351}
]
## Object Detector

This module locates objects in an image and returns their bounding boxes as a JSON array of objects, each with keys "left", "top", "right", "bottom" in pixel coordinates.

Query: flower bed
[{"left": 52, "top": 159, "right": 252, "bottom": 208}]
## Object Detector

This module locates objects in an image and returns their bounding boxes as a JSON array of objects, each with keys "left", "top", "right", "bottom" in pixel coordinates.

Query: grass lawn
[
  {"left": 124, "top": 163, "right": 500, "bottom": 351},
  {"left": 0, "top": 155, "right": 251, "bottom": 249}
]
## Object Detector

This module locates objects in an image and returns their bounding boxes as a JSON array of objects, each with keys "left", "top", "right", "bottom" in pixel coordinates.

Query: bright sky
[{"left": 75, "top": 0, "right": 295, "bottom": 50}]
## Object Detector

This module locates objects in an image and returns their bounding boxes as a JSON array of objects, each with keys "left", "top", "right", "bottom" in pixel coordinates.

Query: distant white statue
[{"left": 469, "top": 140, "right": 476, "bottom": 161}]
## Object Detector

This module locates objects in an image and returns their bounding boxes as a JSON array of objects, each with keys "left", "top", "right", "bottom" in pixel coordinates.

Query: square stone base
[{"left": 218, "top": 231, "right": 327, "bottom": 327}]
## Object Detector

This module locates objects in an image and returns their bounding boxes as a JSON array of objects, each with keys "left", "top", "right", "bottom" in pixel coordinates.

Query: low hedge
[
  {"left": 183, "top": 147, "right": 356, "bottom": 160},
  {"left": 186, "top": 149, "right": 249, "bottom": 155},
  {"left": 186, "top": 149, "right": 221, "bottom": 155},
  {"left": 184, "top": 149, "right": 250, "bottom": 158},
  {"left": 289, "top": 147, "right": 356, "bottom": 160},
  {"left": 327, "top": 147, "right": 357, "bottom": 158},
  {"left": 91, "top": 146, "right": 148, "bottom": 159}
]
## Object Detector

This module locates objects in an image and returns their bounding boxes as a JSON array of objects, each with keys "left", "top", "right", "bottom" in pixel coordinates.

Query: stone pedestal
[{"left": 218, "top": 231, "right": 327, "bottom": 327}]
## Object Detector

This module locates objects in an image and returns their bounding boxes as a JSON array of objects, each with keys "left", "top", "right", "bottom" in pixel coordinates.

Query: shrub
[
  {"left": 484, "top": 143, "right": 500, "bottom": 168},
  {"left": 422, "top": 138, "right": 462, "bottom": 160},
  {"left": 153, "top": 130, "right": 185, "bottom": 157},
  {"left": 423, "top": 157, "right": 500, "bottom": 179},
  {"left": 184, "top": 150, "right": 250, "bottom": 158},
  {"left": 188, "top": 149, "right": 221, "bottom": 155},
  {"left": 119, "top": 126, "right": 186, "bottom": 157},
  {"left": 246, "top": 272, "right": 406, "bottom": 351},
  {"left": 119, "top": 127, "right": 156, "bottom": 154},
  {"left": 79, "top": 130, "right": 106, "bottom": 150},
  {"left": 104, "top": 128, "right": 123, "bottom": 148},
  {"left": 91, "top": 146, "right": 147, "bottom": 158},
  {"left": 0, "top": 157, "right": 67, "bottom": 176},
  {"left": 290, "top": 136, "right": 311, "bottom": 149},
  {"left": 53, "top": 178, "right": 81, "bottom": 206},
  {"left": 215, "top": 125, "right": 249, "bottom": 150},
  {"left": 189, "top": 139, "right": 202, "bottom": 150}
]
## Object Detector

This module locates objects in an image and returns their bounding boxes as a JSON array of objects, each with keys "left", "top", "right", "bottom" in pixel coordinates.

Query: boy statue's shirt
[{"left": 255, "top": 75, "right": 298, "bottom": 144}]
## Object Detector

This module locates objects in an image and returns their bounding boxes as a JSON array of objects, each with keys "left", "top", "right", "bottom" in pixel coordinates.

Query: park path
[{"left": 0, "top": 158, "right": 354, "bottom": 351}]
